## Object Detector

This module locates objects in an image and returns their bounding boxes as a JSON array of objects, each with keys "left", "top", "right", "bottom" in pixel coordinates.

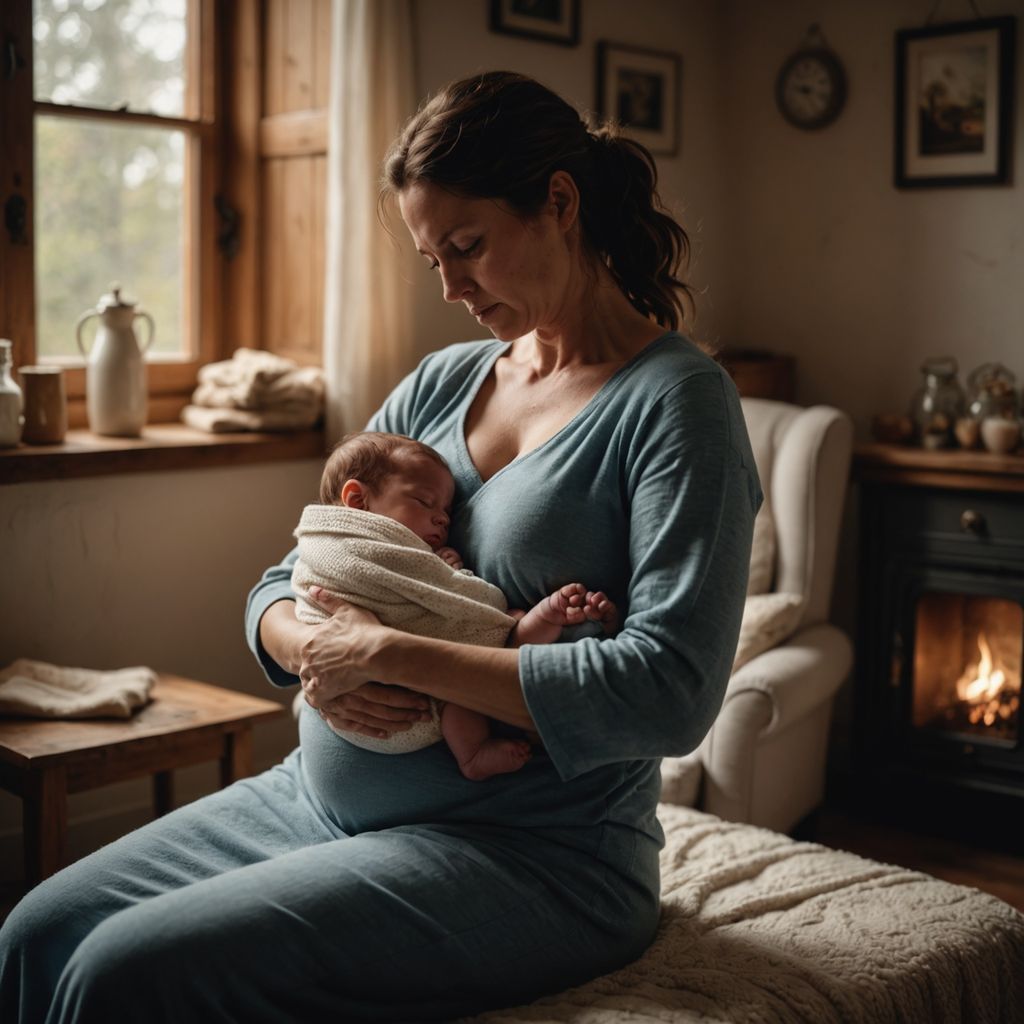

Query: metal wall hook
[
  {"left": 803, "top": 23, "right": 829, "bottom": 49},
  {"left": 214, "top": 194, "right": 240, "bottom": 261},
  {"left": 4, "top": 194, "right": 28, "bottom": 246},
  {"left": 926, "top": 0, "right": 984, "bottom": 25},
  {"left": 3, "top": 34, "right": 26, "bottom": 81}
]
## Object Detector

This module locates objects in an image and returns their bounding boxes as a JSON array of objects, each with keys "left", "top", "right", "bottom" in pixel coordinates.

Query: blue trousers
[{"left": 0, "top": 746, "right": 659, "bottom": 1023}]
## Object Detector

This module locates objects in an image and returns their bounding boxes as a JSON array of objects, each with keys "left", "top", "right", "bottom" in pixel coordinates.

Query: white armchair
[{"left": 661, "top": 397, "right": 854, "bottom": 834}]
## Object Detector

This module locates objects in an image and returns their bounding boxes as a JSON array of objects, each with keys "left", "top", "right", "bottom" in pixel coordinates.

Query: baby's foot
[{"left": 458, "top": 738, "right": 532, "bottom": 781}]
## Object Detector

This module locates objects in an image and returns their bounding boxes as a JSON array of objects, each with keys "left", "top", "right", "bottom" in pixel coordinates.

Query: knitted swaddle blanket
[{"left": 291, "top": 505, "right": 516, "bottom": 753}]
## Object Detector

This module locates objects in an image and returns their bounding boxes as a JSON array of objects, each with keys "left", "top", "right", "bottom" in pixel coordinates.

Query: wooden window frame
[{"left": 0, "top": 0, "right": 223, "bottom": 426}]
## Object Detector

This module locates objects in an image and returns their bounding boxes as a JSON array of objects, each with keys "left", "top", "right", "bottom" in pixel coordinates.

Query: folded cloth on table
[
  {"left": 0, "top": 659, "right": 156, "bottom": 719},
  {"left": 181, "top": 404, "right": 321, "bottom": 433},
  {"left": 193, "top": 348, "right": 325, "bottom": 411}
]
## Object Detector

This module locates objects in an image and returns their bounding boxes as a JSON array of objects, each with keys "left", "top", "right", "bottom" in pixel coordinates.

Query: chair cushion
[
  {"left": 659, "top": 752, "right": 703, "bottom": 807},
  {"left": 733, "top": 592, "right": 804, "bottom": 671},
  {"left": 746, "top": 498, "right": 775, "bottom": 596}
]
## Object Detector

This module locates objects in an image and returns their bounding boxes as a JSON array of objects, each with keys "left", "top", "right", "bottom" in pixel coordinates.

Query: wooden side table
[{"left": 0, "top": 674, "right": 285, "bottom": 888}]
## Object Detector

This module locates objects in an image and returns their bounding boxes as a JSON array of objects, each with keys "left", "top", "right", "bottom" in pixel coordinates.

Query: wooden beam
[
  {"left": 0, "top": 0, "right": 36, "bottom": 368},
  {"left": 33, "top": 100, "right": 207, "bottom": 135},
  {"left": 222, "top": 0, "right": 263, "bottom": 352},
  {"left": 259, "top": 110, "right": 328, "bottom": 157}
]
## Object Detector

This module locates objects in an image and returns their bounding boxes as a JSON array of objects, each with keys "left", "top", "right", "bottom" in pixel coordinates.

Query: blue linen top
[{"left": 245, "top": 332, "right": 760, "bottom": 876}]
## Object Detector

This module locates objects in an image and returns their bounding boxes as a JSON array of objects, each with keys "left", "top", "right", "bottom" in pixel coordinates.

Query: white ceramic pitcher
[{"left": 76, "top": 285, "right": 155, "bottom": 437}]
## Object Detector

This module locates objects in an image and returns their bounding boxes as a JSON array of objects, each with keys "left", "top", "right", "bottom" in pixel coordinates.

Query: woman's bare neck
[{"left": 515, "top": 274, "right": 666, "bottom": 378}]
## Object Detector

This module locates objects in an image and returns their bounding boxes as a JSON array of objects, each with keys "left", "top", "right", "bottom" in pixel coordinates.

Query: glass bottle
[
  {"left": 966, "top": 362, "right": 1019, "bottom": 421},
  {"left": 909, "top": 356, "right": 965, "bottom": 449},
  {"left": 0, "top": 339, "right": 23, "bottom": 447}
]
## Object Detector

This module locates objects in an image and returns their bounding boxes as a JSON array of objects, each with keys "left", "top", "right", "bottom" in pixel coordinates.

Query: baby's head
[{"left": 320, "top": 432, "right": 454, "bottom": 550}]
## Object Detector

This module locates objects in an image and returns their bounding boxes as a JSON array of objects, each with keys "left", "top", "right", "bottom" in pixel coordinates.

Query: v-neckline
[{"left": 456, "top": 332, "right": 676, "bottom": 492}]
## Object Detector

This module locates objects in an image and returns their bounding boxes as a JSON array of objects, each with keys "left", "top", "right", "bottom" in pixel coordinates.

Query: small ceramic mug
[{"left": 19, "top": 365, "right": 67, "bottom": 444}]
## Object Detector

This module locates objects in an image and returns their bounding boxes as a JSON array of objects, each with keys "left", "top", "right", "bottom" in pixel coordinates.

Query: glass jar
[
  {"left": 0, "top": 338, "right": 23, "bottom": 447},
  {"left": 909, "top": 356, "right": 966, "bottom": 449},
  {"left": 966, "top": 362, "right": 1018, "bottom": 421}
]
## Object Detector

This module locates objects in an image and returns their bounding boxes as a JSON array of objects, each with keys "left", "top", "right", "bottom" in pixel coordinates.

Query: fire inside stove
[{"left": 911, "top": 593, "right": 1022, "bottom": 744}]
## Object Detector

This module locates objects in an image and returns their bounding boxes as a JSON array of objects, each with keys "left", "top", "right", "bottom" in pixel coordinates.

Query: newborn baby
[{"left": 292, "top": 431, "right": 618, "bottom": 780}]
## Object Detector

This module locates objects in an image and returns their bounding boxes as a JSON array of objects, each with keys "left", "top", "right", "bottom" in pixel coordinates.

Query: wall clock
[{"left": 775, "top": 36, "right": 847, "bottom": 131}]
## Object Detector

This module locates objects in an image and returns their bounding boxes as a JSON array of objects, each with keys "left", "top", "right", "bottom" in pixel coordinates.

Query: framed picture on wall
[
  {"left": 597, "top": 42, "right": 681, "bottom": 156},
  {"left": 489, "top": 0, "right": 580, "bottom": 47},
  {"left": 895, "top": 16, "right": 1016, "bottom": 188}
]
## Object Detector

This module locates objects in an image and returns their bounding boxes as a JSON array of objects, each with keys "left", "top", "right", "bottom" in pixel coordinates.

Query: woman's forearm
[
  {"left": 372, "top": 632, "right": 535, "bottom": 731},
  {"left": 259, "top": 600, "right": 316, "bottom": 676}
]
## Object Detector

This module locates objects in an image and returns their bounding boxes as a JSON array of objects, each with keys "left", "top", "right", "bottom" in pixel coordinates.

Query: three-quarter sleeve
[
  {"left": 244, "top": 548, "right": 302, "bottom": 687},
  {"left": 519, "top": 371, "right": 761, "bottom": 780}
]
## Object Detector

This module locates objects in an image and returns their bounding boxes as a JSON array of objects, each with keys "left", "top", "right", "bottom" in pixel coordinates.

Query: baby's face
[{"left": 364, "top": 456, "right": 454, "bottom": 550}]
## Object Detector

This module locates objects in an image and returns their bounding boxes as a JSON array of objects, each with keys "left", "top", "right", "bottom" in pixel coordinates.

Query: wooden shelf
[
  {"left": 853, "top": 442, "right": 1024, "bottom": 493},
  {"left": 0, "top": 423, "right": 325, "bottom": 485}
]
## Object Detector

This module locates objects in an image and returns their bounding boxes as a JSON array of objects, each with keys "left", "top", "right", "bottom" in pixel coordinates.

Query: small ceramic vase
[
  {"left": 980, "top": 416, "right": 1021, "bottom": 455},
  {"left": 0, "top": 339, "right": 23, "bottom": 447}
]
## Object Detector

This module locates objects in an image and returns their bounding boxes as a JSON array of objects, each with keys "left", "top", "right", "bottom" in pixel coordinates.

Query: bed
[{"left": 469, "top": 804, "right": 1024, "bottom": 1023}]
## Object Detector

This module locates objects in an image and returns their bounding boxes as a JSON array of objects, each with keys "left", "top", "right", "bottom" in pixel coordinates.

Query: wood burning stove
[
  {"left": 853, "top": 445, "right": 1024, "bottom": 832},
  {"left": 911, "top": 591, "right": 1021, "bottom": 744}
]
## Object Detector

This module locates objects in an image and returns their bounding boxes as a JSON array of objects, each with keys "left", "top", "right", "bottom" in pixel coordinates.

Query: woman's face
[{"left": 398, "top": 180, "right": 573, "bottom": 341}]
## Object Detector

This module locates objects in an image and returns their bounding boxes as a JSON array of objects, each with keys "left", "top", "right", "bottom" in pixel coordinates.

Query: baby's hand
[
  {"left": 583, "top": 590, "right": 619, "bottom": 635},
  {"left": 510, "top": 584, "right": 617, "bottom": 648},
  {"left": 436, "top": 546, "right": 464, "bottom": 570},
  {"left": 540, "top": 583, "right": 591, "bottom": 627}
]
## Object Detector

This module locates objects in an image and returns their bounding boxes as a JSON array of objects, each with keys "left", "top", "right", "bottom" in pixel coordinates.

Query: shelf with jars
[{"left": 873, "top": 357, "right": 1022, "bottom": 457}]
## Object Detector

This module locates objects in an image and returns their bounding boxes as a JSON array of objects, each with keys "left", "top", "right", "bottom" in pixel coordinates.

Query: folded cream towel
[
  {"left": 192, "top": 370, "right": 324, "bottom": 412},
  {"left": 198, "top": 347, "right": 296, "bottom": 388},
  {"left": 0, "top": 659, "right": 156, "bottom": 719},
  {"left": 194, "top": 349, "right": 325, "bottom": 411},
  {"left": 181, "top": 404, "right": 321, "bottom": 433},
  {"left": 183, "top": 348, "right": 324, "bottom": 433}
]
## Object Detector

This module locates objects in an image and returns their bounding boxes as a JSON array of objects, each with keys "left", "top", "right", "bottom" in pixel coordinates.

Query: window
[{"left": 0, "top": 0, "right": 222, "bottom": 423}]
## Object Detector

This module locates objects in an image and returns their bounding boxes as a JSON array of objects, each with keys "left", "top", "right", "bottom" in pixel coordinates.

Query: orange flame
[{"left": 954, "top": 633, "right": 1020, "bottom": 727}]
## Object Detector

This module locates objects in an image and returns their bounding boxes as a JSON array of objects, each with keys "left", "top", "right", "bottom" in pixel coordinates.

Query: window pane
[
  {"left": 33, "top": 0, "right": 187, "bottom": 118},
  {"left": 35, "top": 115, "right": 185, "bottom": 359}
]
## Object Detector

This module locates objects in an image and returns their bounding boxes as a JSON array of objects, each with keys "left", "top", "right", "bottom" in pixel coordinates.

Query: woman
[{"left": 0, "top": 72, "right": 759, "bottom": 1022}]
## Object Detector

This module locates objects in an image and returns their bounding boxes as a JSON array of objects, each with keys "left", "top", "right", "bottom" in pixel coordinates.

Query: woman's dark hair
[{"left": 382, "top": 71, "right": 693, "bottom": 331}]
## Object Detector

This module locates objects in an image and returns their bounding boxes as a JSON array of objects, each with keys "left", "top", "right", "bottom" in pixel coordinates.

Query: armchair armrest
[
  {"left": 700, "top": 623, "right": 851, "bottom": 829},
  {"left": 724, "top": 623, "right": 852, "bottom": 738}
]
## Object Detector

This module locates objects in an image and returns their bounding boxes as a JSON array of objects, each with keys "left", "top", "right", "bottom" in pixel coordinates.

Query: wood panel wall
[{"left": 223, "top": 0, "right": 330, "bottom": 367}]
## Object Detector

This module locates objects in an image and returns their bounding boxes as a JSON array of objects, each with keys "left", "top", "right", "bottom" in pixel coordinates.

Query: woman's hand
[
  {"left": 300, "top": 587, "right": 431, "bottom": 738},
  {"left": 312, "top": 681, "right": 432, "bottom": 739}
]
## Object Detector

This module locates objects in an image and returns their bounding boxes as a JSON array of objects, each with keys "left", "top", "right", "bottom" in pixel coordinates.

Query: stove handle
[{"left": 959, "top": 509, "right": 986, "bottom": 535}]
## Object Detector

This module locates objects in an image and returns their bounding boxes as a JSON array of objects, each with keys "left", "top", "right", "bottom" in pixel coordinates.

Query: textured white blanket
[
  {"left": 468, "top": 805, "right": 1024, "bottom": 1023},
  {"left": 292, "top": 505, "right": 516, "bottom": 752}
]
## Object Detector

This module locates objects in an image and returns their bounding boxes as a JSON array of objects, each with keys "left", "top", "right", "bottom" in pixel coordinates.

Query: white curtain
[{"left": 323, "top": 0, "right": 418, "bottom": 440}]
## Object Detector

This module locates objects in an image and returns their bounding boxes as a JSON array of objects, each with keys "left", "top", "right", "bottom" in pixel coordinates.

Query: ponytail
[{"left": 582, "top": 126, "right": 692, "bottom": 331}]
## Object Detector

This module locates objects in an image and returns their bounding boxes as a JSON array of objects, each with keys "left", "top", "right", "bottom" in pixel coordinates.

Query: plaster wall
[
  {"left": 716, "top": 0, "right": 1024, "bottom": 433},
  {"left": 0, "top": 460, "right": 321, "bottom": 882}
]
